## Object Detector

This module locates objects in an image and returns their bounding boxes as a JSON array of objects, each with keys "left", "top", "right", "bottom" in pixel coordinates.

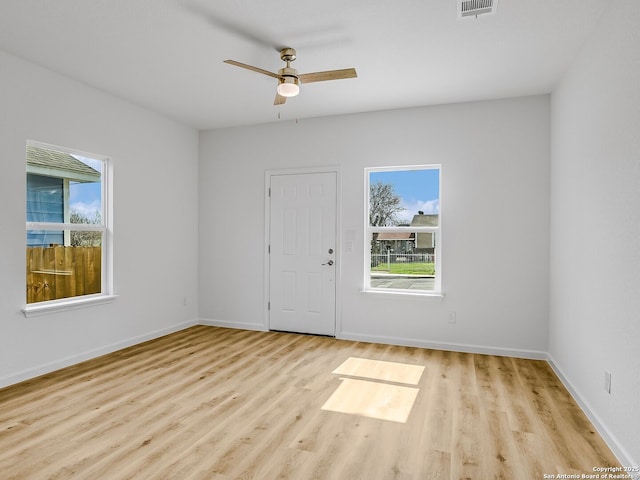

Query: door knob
[{"left": 322, "top": 260, "right": 334, "bottom": 266}]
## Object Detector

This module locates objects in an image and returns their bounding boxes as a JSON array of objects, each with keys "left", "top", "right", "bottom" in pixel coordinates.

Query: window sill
[
  {"left": 361, "top": 288, "right": 445, "bottom": 301},
  {"left": 22, "top": 294, "right": 118, "bottom": 318}
]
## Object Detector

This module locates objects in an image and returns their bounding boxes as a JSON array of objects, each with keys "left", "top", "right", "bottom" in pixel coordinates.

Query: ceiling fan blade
[
  {"left": 274, "top": 93, "right": 287, "bottom": 105},
  {"left": 224, "top": 60, "right": 281, "bottom": 79},
  {"left": 298, "top": 68, "right": 357, "bottom": 84}
]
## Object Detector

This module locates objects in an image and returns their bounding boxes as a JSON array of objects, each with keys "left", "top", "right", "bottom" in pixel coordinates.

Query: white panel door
[{"left": 269, "top": 172, "right": 336, "bottom": 335}]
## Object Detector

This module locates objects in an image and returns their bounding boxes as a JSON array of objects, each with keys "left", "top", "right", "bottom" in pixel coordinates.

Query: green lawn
[{"left": 371, "top": 262, "right": 435, "bottom": 275}]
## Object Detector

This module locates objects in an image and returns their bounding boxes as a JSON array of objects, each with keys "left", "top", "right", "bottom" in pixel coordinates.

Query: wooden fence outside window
[{"left": 26, "top": 246, "right": 102, "bottom": 304}]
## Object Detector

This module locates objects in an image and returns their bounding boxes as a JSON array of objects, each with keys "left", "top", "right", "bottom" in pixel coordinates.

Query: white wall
[
  {"left": 199, "top": 95, "right": 550, "bottom": 356},
  {"left": 0, "top": 50, "right": 200, "bottom": 387},
  {"left": 550, "top": 0, "right": 640, "bottom": 467}
]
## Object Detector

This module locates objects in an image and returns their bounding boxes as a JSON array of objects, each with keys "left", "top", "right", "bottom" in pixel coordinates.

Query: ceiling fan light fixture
[{"left": 277, "top": 77, "right": 300, "bottom": 97}]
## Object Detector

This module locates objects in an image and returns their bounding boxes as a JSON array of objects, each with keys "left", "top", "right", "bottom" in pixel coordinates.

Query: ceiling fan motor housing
[
  {"left": 279, "top": 48, "right": 299, "bottom": 83},
  {"left": 278, "top": 66, "right": 299, "bottom": 79}
]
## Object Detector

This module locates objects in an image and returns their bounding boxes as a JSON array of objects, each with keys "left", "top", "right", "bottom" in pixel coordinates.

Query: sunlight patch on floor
[
  {"left": 321, "top": 357, "right": 425, "bottom": 423},
  {"left": 331, "top": 357, "right": 425, "bottom": 385},
  {"left": 321, "top": 378, "right": 420, "bottom": 423}
]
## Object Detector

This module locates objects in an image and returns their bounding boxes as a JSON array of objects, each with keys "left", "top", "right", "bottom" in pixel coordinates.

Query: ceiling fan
[{"left": 224, "top": 48, "right": 357, "bottom": 105}]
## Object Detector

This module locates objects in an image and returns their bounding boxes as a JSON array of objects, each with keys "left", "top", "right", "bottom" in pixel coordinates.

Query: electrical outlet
[
  {"left": 448, "top": 311, "right": 456, "bottom": 324},
  {"left": 183, "top": 296, "right": 188, "bottom": 307},
  {"left": 604, "top": 371, "right": 612, "bottom": 394}
]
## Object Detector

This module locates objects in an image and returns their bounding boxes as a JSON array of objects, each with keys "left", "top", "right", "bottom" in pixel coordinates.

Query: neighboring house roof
[
  {"left": 26, "top": 145, "right": 100, "bottom": 183},
  {"left": 375, "top": 214, "right": 439, "bottom": 240},
  {"left": 376, "top": 232, "right": 414, "bottom": 241},
  {"left": 410, "top": 213, "right": 439, "bottom": 227}
]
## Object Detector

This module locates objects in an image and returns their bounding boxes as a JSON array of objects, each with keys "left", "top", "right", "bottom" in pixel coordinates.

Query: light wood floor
[{"left": 0, "top": 326, "right": 620, "bottom": 479}]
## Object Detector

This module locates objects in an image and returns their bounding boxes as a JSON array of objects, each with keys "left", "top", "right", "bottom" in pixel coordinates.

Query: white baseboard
[
  {"left": 547, "top": 354, "right": 639, "bottom": 475},
  {"left": 198, "top": 317, "right": 267, "bottom": 332},
  {"left": 337, "top": 331, "right": 548, "bottom": 360},
  {"left": 0, "top": 319, "right": 198, "bottom": 389}
]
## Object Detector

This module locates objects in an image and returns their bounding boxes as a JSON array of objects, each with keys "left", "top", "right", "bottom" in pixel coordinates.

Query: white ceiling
[{"left": 0, "top": 0, "right": 607, "bottom": 130}]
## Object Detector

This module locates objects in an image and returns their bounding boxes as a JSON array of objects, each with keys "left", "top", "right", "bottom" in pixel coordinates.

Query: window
[
  {"left": 25, "top": 141, "right": 111, "bottom": 311},
  {"left": 365, "top": 166, "right": 441, "bottom": 295}
]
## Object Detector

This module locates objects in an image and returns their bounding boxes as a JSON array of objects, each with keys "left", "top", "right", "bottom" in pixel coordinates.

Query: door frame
[{"left": 264, "top": 166, "right": 342, "bottom": 334}]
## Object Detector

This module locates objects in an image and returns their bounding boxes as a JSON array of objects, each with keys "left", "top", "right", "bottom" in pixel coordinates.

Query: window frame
[
  {"left": 23, "top": 140, "right": 115, "bottom": 317},
  {"left": 364, "top": 165, "right": 443, "bottom": 298}
]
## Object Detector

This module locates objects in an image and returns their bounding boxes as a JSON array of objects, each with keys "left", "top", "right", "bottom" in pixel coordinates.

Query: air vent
[{"left": 458, "top": 0, "right": 497, "bottom": 19}]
